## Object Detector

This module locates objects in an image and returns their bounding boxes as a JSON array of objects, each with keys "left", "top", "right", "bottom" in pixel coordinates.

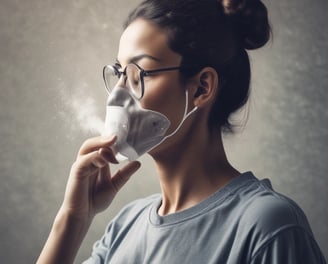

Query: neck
[{"left": 151, "top": 126, "right": 240, "bottom": 216}]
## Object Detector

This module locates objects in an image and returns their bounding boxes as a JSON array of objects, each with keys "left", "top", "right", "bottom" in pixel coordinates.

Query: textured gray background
[{"left": 0, "top": 0, "right": 327, "bottom": 263}]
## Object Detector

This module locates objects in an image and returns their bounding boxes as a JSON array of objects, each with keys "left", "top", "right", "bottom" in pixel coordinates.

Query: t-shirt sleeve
[
  {"left": 81, "top": 205, "right": 133, "bottom": 264},
  {"left": 250, "top": 226, "right": 327, "bottom": 264},
  {"left": 81, "top": 223, "right": 115, "bottom": 264},
  {"left": 82, "top": 195, "right": 159, "bottom": 264}
]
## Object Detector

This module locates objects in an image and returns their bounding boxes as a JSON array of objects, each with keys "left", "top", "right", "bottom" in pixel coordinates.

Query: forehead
[{"left": 117, "top": 19, "right": 181, "bottom": 66}]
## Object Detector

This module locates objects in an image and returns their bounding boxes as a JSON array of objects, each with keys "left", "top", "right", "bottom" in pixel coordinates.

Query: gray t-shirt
[{"left": 83, "top": 172, "right": 326, "bottom": 264}]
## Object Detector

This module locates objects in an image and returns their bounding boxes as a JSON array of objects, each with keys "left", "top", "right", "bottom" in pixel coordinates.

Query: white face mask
[{"left": 102, "top": 87, "right": 197, "bottom": 162}]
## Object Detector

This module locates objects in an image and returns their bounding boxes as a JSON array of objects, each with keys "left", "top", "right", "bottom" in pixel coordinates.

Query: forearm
[
  {"left": 36, "top": 136, "right": 140, "bottom": 264},
  {"left": 36, "top": 209, "right": 92, "bottom": 264}
]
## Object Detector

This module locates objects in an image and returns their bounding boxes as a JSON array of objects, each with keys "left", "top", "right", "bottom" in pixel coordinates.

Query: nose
[
  {"left": 106, "top": 86, "right": 133, "bottom": 108},
  {"left": 113, "top": 72, "right": 128, "bottom": 92}
]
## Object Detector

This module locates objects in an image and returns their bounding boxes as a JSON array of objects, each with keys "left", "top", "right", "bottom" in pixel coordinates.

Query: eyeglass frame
[{"left": 103, "top": 62, "right": 183, "bottom": 100}]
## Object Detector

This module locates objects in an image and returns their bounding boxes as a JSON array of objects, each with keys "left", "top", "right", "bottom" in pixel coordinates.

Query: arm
[
  {"left": 36, "top": 136, "right": 141, "bottom": 264},
  {"left": 36, "top": 209, "right": 91, "bottom": 264}
]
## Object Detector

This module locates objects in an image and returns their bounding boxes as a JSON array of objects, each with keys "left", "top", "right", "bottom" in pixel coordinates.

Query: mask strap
[
  {"left": 164, "top": 90, "right": 198, "bottom": 139},
  {"left": 145, "top": 89, "right": 198, "bottom": 155}
]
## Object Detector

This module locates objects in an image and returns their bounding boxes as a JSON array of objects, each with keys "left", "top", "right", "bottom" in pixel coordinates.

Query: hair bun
[{"left": 220, "top": 0, "right": 271, "bottom": 50}]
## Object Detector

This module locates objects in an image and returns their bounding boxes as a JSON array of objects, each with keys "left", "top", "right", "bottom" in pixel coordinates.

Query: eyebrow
[{"left": 116, "top": 54, "right": 161, "bottom": 65}]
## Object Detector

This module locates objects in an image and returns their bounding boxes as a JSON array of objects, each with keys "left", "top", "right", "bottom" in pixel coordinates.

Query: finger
[
  {"left": 111, "top": 161, "right": 141, "bottom": 192},
  {"left": 72, "top": 150, "right": 109, "bottom": 179},
  {"left": 99, "top": 147, "right": 119, "bottom": 164},
  {"left": 98, "top": 163, "right": 110, "bottom": 184},
  {"left": 95, "top": 164, "right": 112, "bottom": 193},
  {"left": 78, "top": 135, "right": 117, "bottom": 156}
]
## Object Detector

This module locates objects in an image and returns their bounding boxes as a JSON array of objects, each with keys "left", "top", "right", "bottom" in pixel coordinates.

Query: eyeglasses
[{"left": 103, "top": 62, "right": 182, "bottom": 99}]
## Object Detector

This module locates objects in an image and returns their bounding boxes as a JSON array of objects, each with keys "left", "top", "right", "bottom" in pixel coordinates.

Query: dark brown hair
[{"left": 124, "top": 0, "right": 271, "bottom": 132}]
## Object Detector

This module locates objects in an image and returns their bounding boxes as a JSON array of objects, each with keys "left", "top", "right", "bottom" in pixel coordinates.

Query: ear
[{"left": 191, "top": 67, "right": 219, "bottom": 108}]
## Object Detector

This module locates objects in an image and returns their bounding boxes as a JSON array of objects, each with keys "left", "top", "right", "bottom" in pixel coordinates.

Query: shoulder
[
  {"left": 99, "top": 194, "right": 160, "bottom": 246},
  {"left": 239, "top": 178, "right": 311, "bottom": 234},
  {"left": 244, "top": 189, "right": 327, "bottom": 264},
  {"left": 110, "top": 194, "right": 160, "bottom": 226},
  {"left": 233, "top": 175, "right": 325, "bottom": 262}
]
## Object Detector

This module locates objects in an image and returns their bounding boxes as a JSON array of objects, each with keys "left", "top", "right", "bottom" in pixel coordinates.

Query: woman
[{"left": 37, "top": 0, "right": 326, "bottom": 263}]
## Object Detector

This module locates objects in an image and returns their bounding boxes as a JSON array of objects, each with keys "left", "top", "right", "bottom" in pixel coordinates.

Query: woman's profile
[{"left": 37, "top": 0, "right": 327, "bottom": 263}]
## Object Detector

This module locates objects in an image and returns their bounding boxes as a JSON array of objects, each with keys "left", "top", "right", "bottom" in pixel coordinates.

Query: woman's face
[{"left": 116, "top": 18, "right": 188, "bottom": 134}]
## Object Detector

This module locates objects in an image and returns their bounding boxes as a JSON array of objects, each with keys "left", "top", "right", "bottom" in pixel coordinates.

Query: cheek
[{"left": 141, "top": 76, "right": 186, "bottom": 128}]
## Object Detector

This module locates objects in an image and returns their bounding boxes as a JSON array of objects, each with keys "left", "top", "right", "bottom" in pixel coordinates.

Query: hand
[{"left": 60, "top": 135, "right": 141, "bottom": 221}]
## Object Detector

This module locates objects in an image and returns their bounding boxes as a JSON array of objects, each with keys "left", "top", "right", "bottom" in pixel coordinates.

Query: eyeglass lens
[{"left": 104, "top": 64, "right": 143, "bottom": 99}]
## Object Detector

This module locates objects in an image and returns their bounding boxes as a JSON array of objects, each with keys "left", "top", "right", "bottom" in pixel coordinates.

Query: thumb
[{"left": 111, "top": 161, "right": 141, "bottom": 192}]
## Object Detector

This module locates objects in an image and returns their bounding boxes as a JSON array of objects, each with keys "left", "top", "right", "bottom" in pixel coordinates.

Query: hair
[{"left": 124, "top": 0, "right": 271, "bottom": 133}]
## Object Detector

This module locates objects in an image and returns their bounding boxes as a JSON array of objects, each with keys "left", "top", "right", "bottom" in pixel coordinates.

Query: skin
[
  {"left": 37, "top": 18, "right": 240, "bottom": 263},
  {"left": 118, "top": 19, "right": 240, "bottom": 215}
]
